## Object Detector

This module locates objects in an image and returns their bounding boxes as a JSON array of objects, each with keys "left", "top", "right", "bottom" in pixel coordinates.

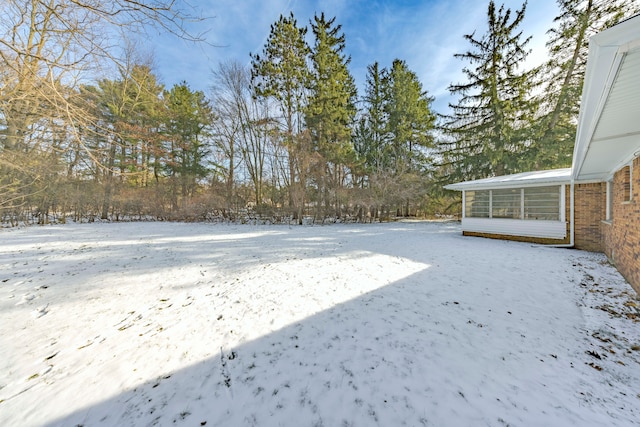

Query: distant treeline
[{"left": 1, "top": 0, "right": 637, "bottom": 225}]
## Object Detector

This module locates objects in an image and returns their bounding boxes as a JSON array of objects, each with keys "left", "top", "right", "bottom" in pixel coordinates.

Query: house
[{"left": 445, "top": 15, "right": 640, "bottom": 294}]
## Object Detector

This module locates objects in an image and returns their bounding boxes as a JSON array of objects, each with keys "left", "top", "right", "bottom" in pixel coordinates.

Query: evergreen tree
[
  {"left": 164, "top": 82, "right": 212, "bottom": 206},
  {"left": 250, "top": 12, "right": 310, "bottom": 213},
  {"left": 353, "top": 62, "right": 388, "bottom": 180},
  {"left": 384, "top": 59, "right": 436, "bottom": 174},
  {"left": 440, "top": 0, "right": 536, "bottom": 182},
  {"left": 95, "top": 63, "right": 165, "bottom": 217},
  {"left": 115, "top": 65, "right": 165, "bottom": 183},
  {"left": 528, "top": 0, "right": 639, "bottom": 169},
  {"left": 306, "top": 13, "right": 357, "bottom": 214}
]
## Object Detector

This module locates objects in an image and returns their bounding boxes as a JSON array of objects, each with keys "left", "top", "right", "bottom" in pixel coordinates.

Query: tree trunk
[{"left": 101, "top": 142, "right": 117, "bottom": 220}]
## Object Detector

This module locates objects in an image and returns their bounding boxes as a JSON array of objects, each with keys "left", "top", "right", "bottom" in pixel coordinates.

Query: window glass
[
  {"left": 524, "top": 186, "right": 560, "bottom": 220},
  {"left": 465, "top": 190, "right": 490, "bottom": 218},
  {"left": 492, "top": 189, "right": 521, "bottom": 219}
]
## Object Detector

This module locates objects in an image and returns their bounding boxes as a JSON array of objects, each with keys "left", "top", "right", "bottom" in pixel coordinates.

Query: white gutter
[
  {"left": 547, "top": 180, "right": 575, "bottom": 248},
  {"left": 570, "top": 179, "right": 575, "bottom": 247}
]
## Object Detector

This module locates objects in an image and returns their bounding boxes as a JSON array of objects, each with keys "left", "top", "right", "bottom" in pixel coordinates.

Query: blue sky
[{"left": 148, "top": 0, "right": 558, "bottom": 113}]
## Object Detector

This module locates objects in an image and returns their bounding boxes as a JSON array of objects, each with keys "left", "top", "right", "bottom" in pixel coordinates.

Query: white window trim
[
  {"left": 489, "top": 190, "right": 493, "bottom": 219},
  {"left": 560, "top": 185, "right": 566, "bottom": 223},
  {"left": 462, "top": 191, "right": 466, "bottom": 219}
]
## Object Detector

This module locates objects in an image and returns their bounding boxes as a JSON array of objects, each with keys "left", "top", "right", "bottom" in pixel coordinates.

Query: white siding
[{"left": 461, "top": 218, "right": 567, "bottom": 239}]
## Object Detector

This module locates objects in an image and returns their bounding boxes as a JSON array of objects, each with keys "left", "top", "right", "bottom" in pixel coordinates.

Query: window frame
[
  {"left": 464, "top": 185, "right": 563, "bottom": 221},
  {"left": 491, "top": 188, "right": 522, "bottom": 219},
  {"left": 523, "top": 186, "right": 562, "bottom": 221},
  {"left": 464, "top": 190, "right": 490, "bottom": 218}
]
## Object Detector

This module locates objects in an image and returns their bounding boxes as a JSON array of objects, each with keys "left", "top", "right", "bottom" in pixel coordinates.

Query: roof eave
[
  {"left": 572, "top": 16, "right": 640, "bottom": 181},
  {"left": 444, "top": 169, "right": 572, "bottom": 191}
]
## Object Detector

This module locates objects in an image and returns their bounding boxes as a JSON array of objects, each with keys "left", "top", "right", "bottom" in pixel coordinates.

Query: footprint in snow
[
  {"left": 32, "top": 304, "right": 49, "bottom": 318},
  {"left": 16, "top": 293, "right": 35, "bottom": 306}
]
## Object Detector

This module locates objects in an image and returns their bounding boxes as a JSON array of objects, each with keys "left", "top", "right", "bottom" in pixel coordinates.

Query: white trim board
[{"left": 462, "top": 218, "right": 568, "bottom": 240}]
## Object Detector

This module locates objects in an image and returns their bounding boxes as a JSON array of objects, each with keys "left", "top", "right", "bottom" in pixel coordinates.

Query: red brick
[
  {"left": 574, "top": 182, "right": 606, "bottom": 252},
  {"left": 602, "top": 157, "right": 640, "bottom": 294}
]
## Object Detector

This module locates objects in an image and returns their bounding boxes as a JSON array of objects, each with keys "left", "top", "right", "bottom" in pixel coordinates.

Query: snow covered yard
[{"left": 1, "top": 221, "right": 639, "bottom": 427}]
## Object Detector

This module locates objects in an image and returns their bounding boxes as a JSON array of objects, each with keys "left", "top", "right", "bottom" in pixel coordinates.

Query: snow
[{"left": 1, "top": 221, "right": 639, "bottom": 427}]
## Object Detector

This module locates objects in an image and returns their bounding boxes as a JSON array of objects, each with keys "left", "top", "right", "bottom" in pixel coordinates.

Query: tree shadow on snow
[{"left": 4, "top": 222, "right": 615, "bottom": 426}]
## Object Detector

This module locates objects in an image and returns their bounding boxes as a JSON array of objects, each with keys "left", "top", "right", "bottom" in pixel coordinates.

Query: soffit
[
  {"left": 573, "top": 15, "right": 640, "bottom": 181},
  {"left": 578, "top": 49, "right": 640, "bottom": 180}
]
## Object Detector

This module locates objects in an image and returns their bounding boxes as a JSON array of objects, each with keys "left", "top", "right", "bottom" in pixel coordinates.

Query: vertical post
[
  {"left": 462, "top": 191, "right": 466, "bottom": 219},
  {"left": 489, "top": 190, "right": 493, "bottom": 219},
  {"left": 560, "top": 185, "right": 566, "bottom": 222}
]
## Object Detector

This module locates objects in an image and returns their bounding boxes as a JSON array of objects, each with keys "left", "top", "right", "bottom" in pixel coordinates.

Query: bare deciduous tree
[
  {"left": 211, "top": 61, "right": 273, "bottom": 209},
  {"left": 0, "top": 0, "right": 203, "bottom": 217}
]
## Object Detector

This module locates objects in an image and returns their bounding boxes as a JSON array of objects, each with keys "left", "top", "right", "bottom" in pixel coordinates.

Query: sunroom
[{"left": 444, "top": 168, "right": 571, "bottom": 242}]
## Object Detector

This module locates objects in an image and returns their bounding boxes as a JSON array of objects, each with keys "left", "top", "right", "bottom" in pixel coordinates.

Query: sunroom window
[
  {"left": 465, "top": 190, "right": 490, "bottom": 218},
  {"left": 492, "top": 189, "right": 521, "bottom": 219},
  {"left": 465, "top": 186, "right": 562, "bottom": 220},
  {"left": 524, "top": 186, "right": 560, "bottom": 220}
]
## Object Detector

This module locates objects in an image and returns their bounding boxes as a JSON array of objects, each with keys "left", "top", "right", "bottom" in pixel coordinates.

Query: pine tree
[
  {"left": 164, "top": 82, "right": 212, "bottom": 206},
  {"left": 529, "top": 0, "right": 639, "bottom": 170},
  {"left": 384, "top": 59, "right": 436, "bottom": 174},
  {"left": 440, "top": 0, "right": 536, "bottom": 182},
  {"left": 353, "top": 62, "right": 388, "bottom": 179},
  {"left": 95, "top": 63, "right": 165, "bottom": 217},
  {"left": 306, "top": 13, "right": 357, "bottom": 216},
  {"left": 250, "top": 12, "right": 310, "bottom": 213}
]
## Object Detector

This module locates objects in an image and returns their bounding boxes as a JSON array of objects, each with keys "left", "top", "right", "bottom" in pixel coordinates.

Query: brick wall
[
  {"left": 573, "top": 182, "right": 606, "bottom": 252},
  {"left": 602, "top": 157, "right": 640, "bottom": 294}
]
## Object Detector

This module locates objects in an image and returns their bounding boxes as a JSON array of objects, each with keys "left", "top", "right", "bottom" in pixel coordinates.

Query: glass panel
[
  {"left": 492, "top": 189, "right": 521, "bottom": 219},
  {"left": 465, "top": 190, "right": 490, "bottom": 218},
  {"left": 524, "top": 186, "right": 560, "bottom": 220}
]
